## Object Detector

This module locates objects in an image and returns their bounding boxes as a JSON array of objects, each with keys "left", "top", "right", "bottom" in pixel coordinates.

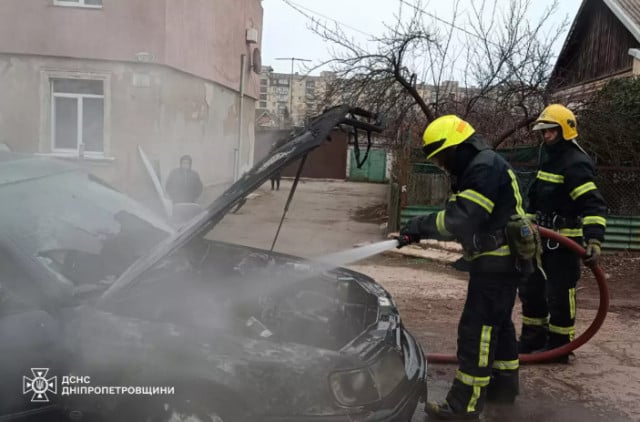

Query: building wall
[
  {"left": 0, "top": 0, "right": 263, "bottom": 208},
  {"left": 552, "top": 68, "right": 634, "bottom": 103},
  {"left": 164, "top": 0, "right": 262, "bottom": 99},
  {"left": 0, "top": 0, "right": 263, "bottom": 99},
  {"left": 0, "top": 54, "right": 255, "bottom": 206}
]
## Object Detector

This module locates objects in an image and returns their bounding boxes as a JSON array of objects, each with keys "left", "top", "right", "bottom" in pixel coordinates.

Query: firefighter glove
[
  {"left": 397, "top": 217, "right": 423, "bottom": 248},
  {"left": 584, "top": 239, "right": 601, "bottom": 266}
]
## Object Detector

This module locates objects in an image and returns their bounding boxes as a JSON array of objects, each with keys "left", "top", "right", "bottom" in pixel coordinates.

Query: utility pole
[{"left": 275, "top": 57, "right": 311, "bottom": 124}]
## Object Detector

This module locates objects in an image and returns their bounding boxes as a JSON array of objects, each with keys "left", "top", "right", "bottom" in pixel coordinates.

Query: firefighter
[
  {"left": 398, "top": 115, "right": 525, "bottom": 420},
  {"left": 518, "top": 104, "right": 607, "bottom": 360}
]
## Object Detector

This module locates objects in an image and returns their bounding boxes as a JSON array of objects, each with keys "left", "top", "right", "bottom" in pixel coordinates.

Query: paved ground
[
  {"left": 208, "top": 179, "right": 388, "bottom": 257},
  {"left": 211, "top": 179, "right": 640, "bottom": 421}
]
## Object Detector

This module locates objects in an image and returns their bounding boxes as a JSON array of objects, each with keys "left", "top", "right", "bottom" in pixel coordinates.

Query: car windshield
[{"left": 0, "top": 171, "right": 172, "bottom": 287}]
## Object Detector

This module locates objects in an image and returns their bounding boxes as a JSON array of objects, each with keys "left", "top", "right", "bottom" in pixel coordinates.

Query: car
[{"left": 0, "top": 106, "right": 427, "bottom": 422}]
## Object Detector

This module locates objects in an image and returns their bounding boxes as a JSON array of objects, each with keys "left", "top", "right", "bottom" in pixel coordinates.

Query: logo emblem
[{"left": 23, "top": 368, "right": 57, "bottom": 402}]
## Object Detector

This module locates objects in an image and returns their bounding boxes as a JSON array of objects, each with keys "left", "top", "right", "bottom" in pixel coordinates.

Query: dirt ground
[
  {"left": 214, "top": 179, "right": 640, "bottom": 421},
  {"left": 353, "top": 254, "right": 640, "bottom": 422}
]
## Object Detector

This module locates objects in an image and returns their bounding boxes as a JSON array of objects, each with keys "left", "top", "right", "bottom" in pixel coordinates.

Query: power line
[
  {"left": 397, "top": 0, "right": 500, "bottom": 47},
  {"left": 280, "top": 0, "right": 374, "bottom": 37}
]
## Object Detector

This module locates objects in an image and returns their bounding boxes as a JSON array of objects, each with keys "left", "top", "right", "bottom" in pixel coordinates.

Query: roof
[
  {"left": 603, "top": 0, "right": 640, "bottom": 42},
  {"left": 550, "top": 0, "right": 640, "bottom": 87},
  {"left": 561, "top": 0, "right": 640, "bottom": 51}
]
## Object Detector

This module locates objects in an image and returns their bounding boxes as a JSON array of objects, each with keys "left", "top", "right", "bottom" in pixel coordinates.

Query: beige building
[
  {"left": 0, "top": 0, "right": 263, "bottom": 203},
  {"left": 257, "top": 67, "right": 334, "bottom": 127}
]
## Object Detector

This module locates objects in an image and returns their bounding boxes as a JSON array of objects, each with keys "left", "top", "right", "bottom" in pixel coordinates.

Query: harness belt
[
  {"left": 470, "top": 230, "right": 507, "bottom": 254},
  {"left": 536, "top": 212, "right": 582, "bottom": 229}
]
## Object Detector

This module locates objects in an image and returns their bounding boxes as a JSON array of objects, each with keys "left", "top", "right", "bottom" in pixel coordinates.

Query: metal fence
[
  {"left": 596, "top": 168, "right": 640, "bottom": 216},
  {"left": 401, "top": 161, "right": 640, "bottom": 250},
  {"left": 509, "top": 166, "right": 640, "bottom": 216},
  {"left": 406, "top": 163, "right": 449, "bottom": 206},
  {"left": 407, "top": 163, "right": 640, "bottom": 217}
]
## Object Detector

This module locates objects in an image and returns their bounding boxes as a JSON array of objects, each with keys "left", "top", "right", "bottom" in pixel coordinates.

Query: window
[
  {"left": 259, "top": 94, "right": 267, "bottom": 101},
  {"left": 51, "top": 78, "right": 105, "bottom": 155},
  {"left": 54, "top": 0, "right": 103, "bottom": 8},
  {"left": 260, "top": 86, "right": 267, "bottom": 93},
  {"left": 306, "top": 80, "right": 315, "bottom": 87},
  {"left": 260, "top": 79, "right": 268, "bottom": 86},
  {"left": 259, "top": 101, "right": 267, "bottom": 108}
]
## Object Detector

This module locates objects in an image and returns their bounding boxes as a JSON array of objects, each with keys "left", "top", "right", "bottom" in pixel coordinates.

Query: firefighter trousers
[
  {"left": 446, "top": 272, "right": 520, "bottom": 414},
  {"left": 518, "top": 245, "right": 581, "bottom": 351}
]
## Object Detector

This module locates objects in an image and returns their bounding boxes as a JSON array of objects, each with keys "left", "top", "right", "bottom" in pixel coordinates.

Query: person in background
[
  {"left": 270, "top": 171, "right": 281, "bottom": 191},
  {"left": 269, "top": 137, "right": 288, "bottom": 191},
  {"left": 165, "top": 154, "right": 203, "bottom": 204},
  {"left": 518, "top": 104, "right": 607, "bottom": 362}
]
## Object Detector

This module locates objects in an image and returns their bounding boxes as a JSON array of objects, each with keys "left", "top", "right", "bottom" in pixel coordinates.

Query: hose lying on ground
[{"left": 426, "top": 226, "right": 609, "bottom": 364}]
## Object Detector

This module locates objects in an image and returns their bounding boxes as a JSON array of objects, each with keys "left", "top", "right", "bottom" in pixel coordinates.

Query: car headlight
[
  {"left": 370, "top": 353, "right": 406, "bottom": 397},
  {"left": 329, "top": 368, "right": 379, "bottom": 406},
  {"left": 329, "top": 353, "right": 407, "bottom": 407}
]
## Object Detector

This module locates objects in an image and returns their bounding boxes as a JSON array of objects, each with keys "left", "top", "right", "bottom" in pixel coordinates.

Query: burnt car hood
[{"left": 99, "top": 106, "right": 383, "bottom": 304}]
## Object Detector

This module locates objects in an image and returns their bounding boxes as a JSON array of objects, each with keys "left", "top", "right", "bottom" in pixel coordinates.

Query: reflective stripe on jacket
[
  {"left": 527, "top": 141, "right": 607, "bottom": 242},
  {"left": 414, "top": 135, "right": 524, "bottom": 273}
]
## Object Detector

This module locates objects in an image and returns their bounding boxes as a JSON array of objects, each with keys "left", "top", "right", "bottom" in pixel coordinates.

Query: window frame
[
  {"left": 53, "top": 0, "right": 103, "bottom": 9},
  {"left": 41, "top": 70, "right": 111, "bottom": 160},
  {"left": 51, "top": 80, "right": 105, "bottom": 156}
]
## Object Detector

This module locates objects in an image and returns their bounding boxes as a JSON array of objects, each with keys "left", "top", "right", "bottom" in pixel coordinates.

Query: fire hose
[{"left": 426, "top": 226, "right": 609, "bottom": 364}]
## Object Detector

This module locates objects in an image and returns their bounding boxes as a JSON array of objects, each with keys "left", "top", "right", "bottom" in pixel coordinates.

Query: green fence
[
  {"left": 349, "top": 148, "right": 387, "bottom": 182},
  {"left": 400, "top": 206, "right": 640, "bottom": 251},
  {"left": 603, "top": 216, "right": 640, "bottom": 251},
  {"left": 399, "top": 205, "right": 443, "bottom": 225}
]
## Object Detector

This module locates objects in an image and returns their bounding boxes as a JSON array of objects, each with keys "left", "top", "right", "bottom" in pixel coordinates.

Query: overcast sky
[{"left": 262, "top": 0, "right": 583, "bottom": 76}]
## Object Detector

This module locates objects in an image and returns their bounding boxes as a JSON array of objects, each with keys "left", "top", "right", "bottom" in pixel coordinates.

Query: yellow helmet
[
  {"left": 532, "top": 104, "right": 578, "bottom": 140},
  {"left": 422, "top": 115, "right": 475, "bottom": 159}
]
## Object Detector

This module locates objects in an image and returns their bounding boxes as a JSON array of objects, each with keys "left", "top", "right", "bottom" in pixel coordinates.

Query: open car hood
[{"left": 99, "top": 105, "right": 384, "bottom": 304}]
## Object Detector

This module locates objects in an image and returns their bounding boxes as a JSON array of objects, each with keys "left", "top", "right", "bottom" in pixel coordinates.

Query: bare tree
[{"left": 309, "top": 0, "right": 568, "bottom": 149}]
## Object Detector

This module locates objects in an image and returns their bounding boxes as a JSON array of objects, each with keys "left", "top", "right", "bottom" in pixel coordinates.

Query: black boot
[
  {"left": 541, "top": 333, "right": 574, "bottom": 363},
  {"left": 425, "top": 401, "right": 479, "bottom": 420},
  {"left": 518, "top": 324, "right": 548, "bottom": 353},
  {"left": 486, "top": 370, "right": 519, "bottom": 404}
]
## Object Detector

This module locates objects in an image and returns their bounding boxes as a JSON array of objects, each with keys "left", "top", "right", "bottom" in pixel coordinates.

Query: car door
[{"left": 0, "top": 249, "right": 63, "bottom": 420}]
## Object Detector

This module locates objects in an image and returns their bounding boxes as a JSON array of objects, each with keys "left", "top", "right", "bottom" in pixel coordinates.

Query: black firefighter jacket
[
  {"left": 527, "top": 140, "right": 607, "bottom": 243},
  {"left": 411, "top": 135, "right": 525, "bottom": 273}
]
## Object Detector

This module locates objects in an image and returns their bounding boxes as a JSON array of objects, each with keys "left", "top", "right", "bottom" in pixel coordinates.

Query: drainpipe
[{"left": 235, "top": 54, "right": 247, "bottom": 181}]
